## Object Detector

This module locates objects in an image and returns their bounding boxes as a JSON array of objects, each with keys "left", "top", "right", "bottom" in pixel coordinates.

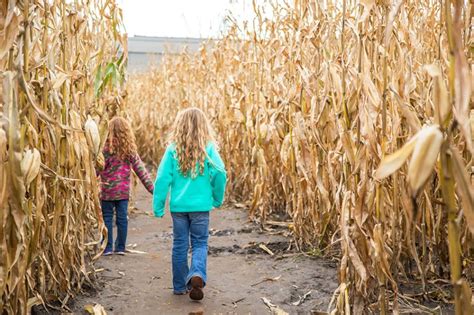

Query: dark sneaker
[{"left": 189, "top": 276, "right": 204, "bottom": 301}]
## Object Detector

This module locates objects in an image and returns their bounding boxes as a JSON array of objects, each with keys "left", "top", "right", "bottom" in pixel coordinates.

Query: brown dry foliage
[
  {"left": 128, "top": 0, "right": 473, "bottom": 313},
  {"left": 0, "top": 0, "right": 125, "bottom": 313}
]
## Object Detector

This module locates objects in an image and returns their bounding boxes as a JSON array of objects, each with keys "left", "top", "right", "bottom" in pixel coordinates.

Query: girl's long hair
[
  {"left": 169, "top": 107, "right": 216, "bottom": 178},
  {"left": 107, "top": 117, "right": 137, "bottom": 161}
]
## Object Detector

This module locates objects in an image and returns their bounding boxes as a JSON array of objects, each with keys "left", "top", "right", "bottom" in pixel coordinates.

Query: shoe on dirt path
[
  {"left": 102, "top": 251, "right": 113, "bottom": 256},
  {"left": 189, "top": 276, "right": 204, "bottom": 301},
  {"left": 115, "top": 251, "right": 126, "bottom": 256}
]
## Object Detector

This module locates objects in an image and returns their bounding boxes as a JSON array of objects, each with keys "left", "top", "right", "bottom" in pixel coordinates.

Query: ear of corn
[
  {"left": 21, "top": 148, "right": 41, "bottom": 186},
  {"left": 128, "top": 0, "right": 473, "bottom": 313},
  {"left": 407, "top": 125, "right": 443, "bottom": 197},
  {"left": 0, "top": 0, "right": 125, "bottom": 313},
  {"left": 85, "top": 116, "right": 101, "bottom": 157}
]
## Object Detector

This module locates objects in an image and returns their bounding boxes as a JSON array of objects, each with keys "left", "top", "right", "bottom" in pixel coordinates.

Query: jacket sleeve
[
  {"left": 130, "top": 154, "right": 154, "bottom": 194},
  {"left": 153, "top": 146, "right": 174, "bottom": 217},
  {"left": 208, "top": 143, "right": 227, "bottom": 208}
]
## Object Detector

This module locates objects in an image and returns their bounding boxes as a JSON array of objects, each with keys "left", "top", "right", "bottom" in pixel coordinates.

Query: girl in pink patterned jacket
[{"left": 97, "top": 117, "right": 154, "bottom": 256}]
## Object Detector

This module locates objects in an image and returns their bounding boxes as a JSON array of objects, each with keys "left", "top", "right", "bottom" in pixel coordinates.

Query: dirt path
[{"left": 68, "top": 186, "right": 338, "bottom": 314}]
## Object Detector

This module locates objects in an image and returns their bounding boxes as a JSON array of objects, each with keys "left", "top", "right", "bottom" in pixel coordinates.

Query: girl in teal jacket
[{"left": 153, "top": 107, "right": 227, "bottom": 301}]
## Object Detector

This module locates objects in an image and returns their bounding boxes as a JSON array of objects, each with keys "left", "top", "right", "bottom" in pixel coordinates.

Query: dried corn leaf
[
  {"left": 450, "top": 146, "right": 474, "bottom": 235},
  {"left": 375, "top": 133, "right": 418, "bottom": 179}
]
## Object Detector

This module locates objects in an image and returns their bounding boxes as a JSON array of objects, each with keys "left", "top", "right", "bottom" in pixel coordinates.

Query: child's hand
[
  {"left": 95, "top": 152, "right": 105, "bottom": 171},
  {"left": 153, "top": 210, "right": 164, "bottom": 218}
]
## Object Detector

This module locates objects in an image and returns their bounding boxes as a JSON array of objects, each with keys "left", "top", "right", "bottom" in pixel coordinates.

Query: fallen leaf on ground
[
  {"left": 126, "top": 249, "right": 147, "bottom": 254},
  {"left": 259, "top": 244, "right": 275, "bottom": 256},
  {"left": 291, "top": 290, "right": 312, "bottom": 306},
  {"left": 261, "top": 297, "right": 289, "bottom": 315},
  {"left": 232, "top": 297, "right": 245, "bottom": 306},
  {"left": 251, "top": 275, "right": 282, "bottom": 286},
  {"left": 84, "top": 304, "right": 107, "bottom": 315},
  {"left": 265, "top": 220, "right": 292, "bottom": 227}
]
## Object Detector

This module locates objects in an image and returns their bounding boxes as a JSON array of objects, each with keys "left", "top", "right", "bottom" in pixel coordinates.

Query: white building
[{"left": 128, "top": 36, "right": 206, "bottom": 72}]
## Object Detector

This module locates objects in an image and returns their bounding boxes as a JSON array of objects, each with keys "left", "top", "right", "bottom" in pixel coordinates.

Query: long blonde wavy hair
[
  {"left": 169, "top": 107, "right": 216, "bottom": 178},
  {"left": 107, "top": 117, "right": 137, "bottom": 161}
]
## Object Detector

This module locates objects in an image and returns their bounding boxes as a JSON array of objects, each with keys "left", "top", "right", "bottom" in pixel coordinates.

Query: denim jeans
[
  {"left": 101, "top": 200, "right": 129, "bottom": 253},
  {"left": 171, "top": 211, "right": 210, "bottom": 294}
]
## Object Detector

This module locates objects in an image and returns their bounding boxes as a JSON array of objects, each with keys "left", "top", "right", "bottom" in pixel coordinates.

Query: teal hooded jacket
[{"left": 152, "top": 142, "right": 227, "bottom": 217}]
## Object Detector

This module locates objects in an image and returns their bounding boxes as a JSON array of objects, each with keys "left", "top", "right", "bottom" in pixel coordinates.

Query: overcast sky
[{"left": 117, "top": 0, "right": 257, "bottom": 38}]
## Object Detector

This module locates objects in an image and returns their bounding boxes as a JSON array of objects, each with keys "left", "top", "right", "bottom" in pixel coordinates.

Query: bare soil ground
[{"left": 42, "top": 186, "right": 339, "bottom": 315}]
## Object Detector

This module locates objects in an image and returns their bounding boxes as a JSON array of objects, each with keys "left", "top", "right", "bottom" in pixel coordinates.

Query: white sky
[{"left": 117, "top": 0, "right": 257, "bottom": 38}]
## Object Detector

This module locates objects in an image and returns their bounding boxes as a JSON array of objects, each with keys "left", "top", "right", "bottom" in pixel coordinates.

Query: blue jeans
[
  {"left": 171, "top": 212, "right": 210, "bottom": 294},
  {"left": 101, "top": 200, "right": 129, "bottom": 253}
]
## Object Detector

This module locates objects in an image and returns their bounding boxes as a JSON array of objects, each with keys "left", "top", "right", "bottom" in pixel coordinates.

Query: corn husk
[
  {"left": 21, "top": 148, "right": 41, "bottom": 186},
  {"left": 85, "top": 116, "right": 101, "bottom": 156}
]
